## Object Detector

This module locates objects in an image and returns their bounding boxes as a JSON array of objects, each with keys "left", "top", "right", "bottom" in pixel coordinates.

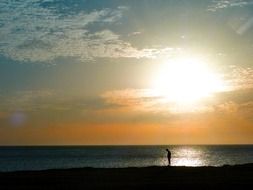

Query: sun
[{"left": 152, "top": 56, "right": 225, "bottom": 104}]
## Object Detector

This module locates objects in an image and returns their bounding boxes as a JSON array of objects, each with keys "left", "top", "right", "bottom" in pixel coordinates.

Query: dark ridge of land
[{"left": 0, "top": 164, "right": 253, "bottom": 190}]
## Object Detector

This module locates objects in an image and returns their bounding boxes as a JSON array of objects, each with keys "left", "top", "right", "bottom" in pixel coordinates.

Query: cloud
[
  {"left": 207, "top": 0, "right": 253, "bottom": 12},
  {"left": 101, "top": 80, "right": 253, "bottom": 117},
  {"left": 213, "top": 101, "right": 238, "bottom": 113},
  {"left": 0, "top": 0, "right": 177, "bottom": 63},
  {"left": 2, "top": 88, "right": 253, "bottom": 127},
  {"left": 0, "top": 90, "right": 54, "bottom": 112},
  {"left": 0, "top": 89, "right": 122, "bottom": 114},
  {"left": 0, "top": 88, "right": 213, "bottom": 126},
  {"left": 0, "top": 89, "right": 123, "bottom": 125},
  {"left": 128, "top": 31, "right": 142, "bottom": 37},
  {"left": 211, "top": 100, "right": 253, "bottom": 122},
  {"left": 101, "top": 89, "right": 214, "bottom": 114},
  {"left": 238, "top": 101, "right": 253, "bottom": 119},
  {"left": 224, "top": 65, "right": 253, "bottom": 90},
  {"left": 102, "top": 89, "right": 160, "bottom": 111}
]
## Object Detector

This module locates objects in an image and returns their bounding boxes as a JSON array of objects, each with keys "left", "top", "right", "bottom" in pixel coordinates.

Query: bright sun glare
[{"left": 153, "top": 56, "right": 225, "bottom": 104}]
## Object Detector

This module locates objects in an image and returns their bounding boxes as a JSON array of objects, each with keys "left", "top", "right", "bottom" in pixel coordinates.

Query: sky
[{"left": 1, "top": 0, "right": 253, "bottom": 145}]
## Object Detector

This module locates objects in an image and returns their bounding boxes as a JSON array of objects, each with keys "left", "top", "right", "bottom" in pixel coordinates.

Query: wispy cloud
[
  {"left": 101, "top": 88, "right": 253, "bottom": 125},
  {"left": 207, "top": 0, "right": 253, "bottom": 11},
  {"left": 101, "top": 64, "right": 253, "bottom": 115},
  {"left": 102, "top": 89, "right": 161, "bottom": 111},
  {"left": 207, "top": 0, "right": 253, "bottom": 12},
  {"left": 0, "top": 90, "right": 55, "bottom": 112},
  {"left": 225, "top": 65, "right": 253, "bottom": 90},
  {"left": 212, "top": 99, "right": 253, "bottom": 122},
  {"left": 0, "top": 89, "right": 120, "bottom": 123},
  {"left": 102, "top": 89, "right": 214, "bottom": 114},
  {"left": 128, "top": 31, "right": 142, "bottom": 37},
  {"left": 2, "top": 88, "right": 253, "bottom": 126},
  {"left": 214, "top": 101, "right": 238, "bottom": 113},
  {"left": 0, "top": 0, "right": 177, "bottom": 63}
]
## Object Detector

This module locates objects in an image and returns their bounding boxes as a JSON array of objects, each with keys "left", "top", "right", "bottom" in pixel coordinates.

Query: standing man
[{"left": 166, "top": 149, "right": 171, "bottom": 166}]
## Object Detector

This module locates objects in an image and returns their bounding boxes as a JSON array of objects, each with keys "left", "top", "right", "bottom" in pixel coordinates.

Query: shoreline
[
  {"left": 0, "top": 164, "right": 253, "bottom": 189},
  {"left": 1, "top": 163, "right": 253, "bottom": 173}
]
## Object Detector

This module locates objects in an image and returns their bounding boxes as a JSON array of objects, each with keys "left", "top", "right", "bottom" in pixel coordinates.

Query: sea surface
[{"left": 0, "top": 145, "right": 253, "bottom": 172}]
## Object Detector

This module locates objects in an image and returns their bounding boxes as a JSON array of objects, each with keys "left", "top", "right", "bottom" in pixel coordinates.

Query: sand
[{"left": 0, "top": 164, "right": 253, "bottom": 189}]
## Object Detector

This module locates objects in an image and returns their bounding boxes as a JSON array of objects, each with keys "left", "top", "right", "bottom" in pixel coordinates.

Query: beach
[{"left": 0, "top": 164, "right": 252, "bottom": 189}]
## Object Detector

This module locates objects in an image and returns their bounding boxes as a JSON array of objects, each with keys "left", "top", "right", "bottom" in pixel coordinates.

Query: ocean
[{"left": 0, "top": 145, "right": 253, "bottom": 172}]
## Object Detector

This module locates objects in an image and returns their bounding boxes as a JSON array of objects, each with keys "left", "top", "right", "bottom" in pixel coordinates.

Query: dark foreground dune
[{"left": 1, "top": 164, "right": 253, "bottom": 190}]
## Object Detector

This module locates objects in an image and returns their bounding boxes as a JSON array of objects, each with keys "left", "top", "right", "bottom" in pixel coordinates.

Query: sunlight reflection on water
[{"left": 171, "top": 147, "right": 205, "bottom": 166}]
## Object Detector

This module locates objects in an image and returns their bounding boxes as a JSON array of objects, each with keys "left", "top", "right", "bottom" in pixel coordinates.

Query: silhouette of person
[{"left": 166, "top": 149, "right": 171, "bottom": 166}]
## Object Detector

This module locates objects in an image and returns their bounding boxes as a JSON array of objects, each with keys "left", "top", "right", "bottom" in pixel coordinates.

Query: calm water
[{"left": 0, "top": 145, "right": 253, "bottom": 172}]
